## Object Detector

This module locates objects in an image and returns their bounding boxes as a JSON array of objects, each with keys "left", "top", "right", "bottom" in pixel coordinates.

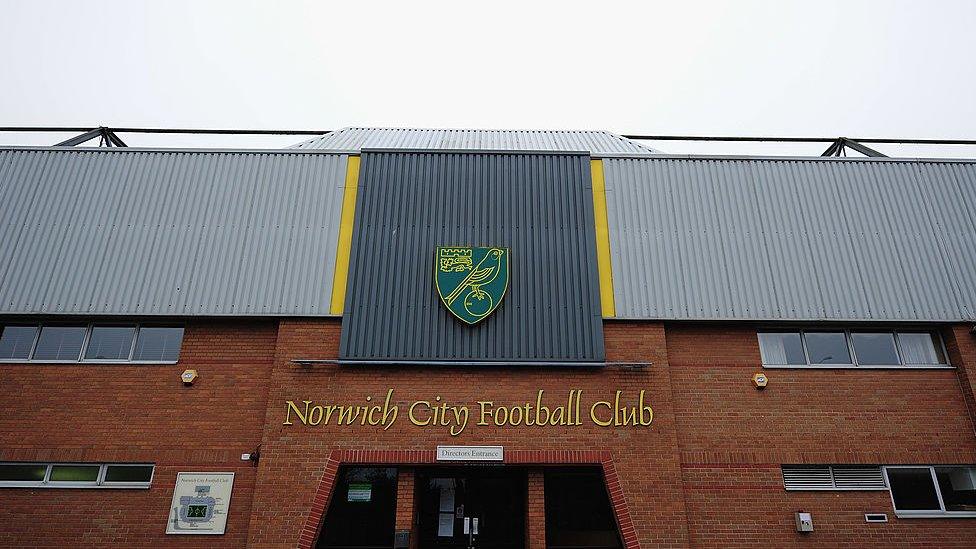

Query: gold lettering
[
  {"left": 508, "top": 404, "right": 523, "bottom": 426},
  {"left": 450, "top": 406, "right": 469, "bottom": 436},
  {"left": 323, "top": 405, "right": 337, "bottom": 425},
  {"left": 639, "top": 390, "right": 653, "bottom": 425},
  {"left": 493, "top": 405, "right": 508, "bottom": 426},
  {"left": 478, "top": 401, "right": 493, "bottom": 425},
  {"left": 533, "top": 390, "right": 547, "bottom": 426},
  {"left": 367, "top": 405, "right": 382, "bottom": 426},
  {"left": 382, "top": 389, "right": 398, "bottom": 430},
  {"left": 308, "top": 405, "right": 324, "bottom": 426},
  {"left": 337, "top": 405, "right": 360, "bottom": 425},
  {"left": 620, "top": 404, "right": 637, "bottom": 426},
  {"left": 590, "top": 400, "right": 613, "bottom": 426},
  {"left": 409, "top": 400, "right": 431, "bottom": 426},
  {"left": 575, "top": 389, "right": 582, "bottom": 425},
  {"left": 613, "top": 390, "right": 623, "bottom": 426},
  {"left": 283, "top": 400, "right": 310, "bottom": 425},
  {"left": 550, "top": 404, "right": 565, "bottom": 426},
  {"left": 282, "top": 388, "right": 650, "bottom": 431}
]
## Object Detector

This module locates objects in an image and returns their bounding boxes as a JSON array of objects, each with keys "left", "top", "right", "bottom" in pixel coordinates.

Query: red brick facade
[
  {"left": 2, "top": 318, "right": 976, "bottom": 547},
  {"left": 0, "top": 320, "right": 278, "bottom": 547}
]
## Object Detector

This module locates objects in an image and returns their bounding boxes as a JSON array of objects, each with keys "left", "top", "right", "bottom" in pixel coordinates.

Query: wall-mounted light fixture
[
  {"left": 752, "top": 372, "right": 768, "bottom": 390},
  {"left": 181, "top": 369, "right": 198, "bottom": 385}
]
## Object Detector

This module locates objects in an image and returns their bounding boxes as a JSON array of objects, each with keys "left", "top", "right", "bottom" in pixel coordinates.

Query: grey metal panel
[
  {"left": 340, "top": 152, "right": 604, "bottom": 362},
  {"left": 292, "top": 127, "right": 658, "bottom": 155},
  {"left": 606, "top": 157, "right": 976, "bottom": 321},
  {"left": 0, "top": 149, "right": 347, "bottom": 316}
]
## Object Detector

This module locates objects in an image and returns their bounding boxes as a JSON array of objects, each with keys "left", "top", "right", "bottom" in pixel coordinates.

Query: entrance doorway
[{"left": 416, "top": 467, "right": 526, "bottom": 549}]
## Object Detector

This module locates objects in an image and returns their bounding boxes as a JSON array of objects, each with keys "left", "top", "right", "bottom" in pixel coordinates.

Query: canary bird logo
[{"left": 435, "top": 246, "right": 509, "bottom": 324}]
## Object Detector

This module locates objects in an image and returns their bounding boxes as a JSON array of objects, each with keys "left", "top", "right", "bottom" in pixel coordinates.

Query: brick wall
[
  {"left": 526, "top": 469, "right": 545, "bottom": 549},
  {"left": 247, "top": 319, "right": 690, "bottom": 548},
  {"left": 0, "top": 319, "right": 277, "bottom": 548},
  {"left": 3, "top": 317, "right": 976, "bottom": 548},
  {"left": 394, "top": 467, "right": 416, "bottom": 549},
  {"left": 667, "top": 322, "right": 976, "bottom": 548}
]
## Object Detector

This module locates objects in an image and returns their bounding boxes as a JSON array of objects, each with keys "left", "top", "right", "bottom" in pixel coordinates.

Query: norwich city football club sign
[{"left": 435, "top": 247, "right": 509, "bottom": 324}]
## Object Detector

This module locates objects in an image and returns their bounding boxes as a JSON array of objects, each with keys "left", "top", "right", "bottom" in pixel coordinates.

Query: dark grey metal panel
[
  {"left": 340, "top": 152, "right": 604, "bottom": 362},
  {"left": 0, "top": 148, "right": 348, "bottom": 316},
  {"left": 605, "top": 157, "right": 976, "bottom": 321}
]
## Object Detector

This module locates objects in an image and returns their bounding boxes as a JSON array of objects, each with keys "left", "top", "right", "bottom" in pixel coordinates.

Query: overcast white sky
[{"left": 1, "top": 0, "right": 974, "bottom": 156}]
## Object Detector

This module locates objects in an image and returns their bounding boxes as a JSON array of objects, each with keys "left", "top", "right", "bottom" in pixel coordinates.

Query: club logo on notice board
[{"left": 435, "top": 247, "right": 509, "bottom": 324}]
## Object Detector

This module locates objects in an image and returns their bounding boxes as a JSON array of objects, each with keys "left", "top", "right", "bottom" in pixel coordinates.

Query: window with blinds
[
  {"left": 782, "top": 465, "right": 887, "bottom": 491},
  {"left": 758, "top": 330, "right": 948, "bottom": 368}
]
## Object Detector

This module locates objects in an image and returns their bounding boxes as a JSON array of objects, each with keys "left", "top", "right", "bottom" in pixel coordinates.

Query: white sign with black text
[{"left": 436, "top": 445, "right": 504, "bottom": 461}]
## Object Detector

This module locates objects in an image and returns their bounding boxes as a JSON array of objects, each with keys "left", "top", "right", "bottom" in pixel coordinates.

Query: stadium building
[{"left": 1, "top": 127, "right": 975, "bottom": 548}]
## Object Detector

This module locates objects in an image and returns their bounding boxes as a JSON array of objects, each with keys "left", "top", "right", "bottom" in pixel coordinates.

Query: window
[
  {"left": 49, "top": 464, "right": 100, "bottom": 483},
  {"left": 132, "top": 327, "right": 184, "bottom": 362},
  {"left": 102, "top": 464, "right": 156, "bottom": 487},
  {"left": 804, "top": 332, "right": 851, "bottom": 365},
  {"left": 0, "top": 463, "right": 46, "bottom": 483},
  {"left": 0, "top": 326, "right": 38, "bottom": 359},
  {"left": 0, "top": 323, "right": 183, "bottom": 363},
  {"left": 756, "top": 332, "right": 805, "bottom": 365},
  {"left": 32, "top": 326, "right": 87, "bottom": 360},
  {"left": 84, "top": 326, "right": 136, "bottom": 361},
  {"left": 758, "top": 329, "right": 948, "bottom": 368},
  {"left": 0, "top": 462, "right": 154, "bottom": 488},
  {"left": 851, "top": 333, "right": 899, "bottom": 365},
  {"left": 782, "top": 465, "right": 887, "bottom": 491},
  {"left": 318, "top": 467, "right": 397, "bottom": 548},
  {"left": 935, "top": 467, "right": 976, "bottom": 512},
  {"left": 899, "top": 332, "right": 947, "bottom": 365},
  {"left": 886, "top": 466, "right": 976, "bottom": 517}
]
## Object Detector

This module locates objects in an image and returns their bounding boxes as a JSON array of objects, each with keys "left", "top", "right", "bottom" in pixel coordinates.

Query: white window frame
[
  {"left": 0, "top": 462, "right": 154, "bottom": 489},
  {"left": 759, "top": 329, "right": 951, "bottom": 369},
  {"left": 883, "top": 465, "right": 976, "bottom": 518},
  {"left": 0, "top": 322, "right": 182, "bottom": 365}
]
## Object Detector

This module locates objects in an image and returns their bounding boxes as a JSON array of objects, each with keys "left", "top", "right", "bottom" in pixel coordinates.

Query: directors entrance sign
[
  {"left": 435, "top": 246, "right": 509, "bottom": 324},
  {"left": 437, "top": 446, "right": 504, "bottom": 461}
]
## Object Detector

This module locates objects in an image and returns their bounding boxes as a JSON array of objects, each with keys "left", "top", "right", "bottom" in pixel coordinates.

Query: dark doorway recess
[
  {"left": 545, "top": 467, "right": 623, "bottom": 549},
  {"left": 317, "top": 467, "right": 398, "bottom": 549},
  {"left": 417, "top": 466, "right": 527, "bottom": 549}
]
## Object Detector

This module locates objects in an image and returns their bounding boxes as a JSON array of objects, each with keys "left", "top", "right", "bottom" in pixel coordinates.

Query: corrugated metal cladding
[
  {"left": 0, "top": 148, "right": 348, "bottom": 316},
  {"left": 291, "top": 127, "right": 658, "bottom": 154},
  {"left": 339, "top": 152, "right": 605, "bottom": 363},
  {"left": 604, "top": 157, "right": 976, "bottom": 321}
]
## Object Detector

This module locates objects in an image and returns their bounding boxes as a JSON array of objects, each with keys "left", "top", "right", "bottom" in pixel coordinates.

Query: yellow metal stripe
[
  {"left": 329, "top": 155, "right": 361, "bottom": 315},
  {"left": 590, "top": 159, "right": 616, "bottom": 318}
]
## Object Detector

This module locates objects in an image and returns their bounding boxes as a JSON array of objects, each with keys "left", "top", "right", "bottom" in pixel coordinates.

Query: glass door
[{"left": 417, "top": 467, "right": 526, "bottom": 549}]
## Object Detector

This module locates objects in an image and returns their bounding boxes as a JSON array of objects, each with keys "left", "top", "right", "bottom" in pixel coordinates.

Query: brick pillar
[
  {"left": 527, "top": 469, "right": 546, "bottom": 549},
  {"left": 395, "top": 467, "right": 417, "bottom": 549},
  {"left": 948, "top": 325, "right": 976, "bottom": 435}
]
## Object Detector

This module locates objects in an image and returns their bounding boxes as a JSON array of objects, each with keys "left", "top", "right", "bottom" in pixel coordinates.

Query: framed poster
[
  {"left": 347, "top": 482, "right": 372, "bottom": 502},
  {"left": 166, "top": 472, "right": 235, "bottom": 535}
]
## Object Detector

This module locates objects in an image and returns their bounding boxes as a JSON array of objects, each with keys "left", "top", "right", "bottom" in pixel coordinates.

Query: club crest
[{"left": 435, "top": 246, "right": 509, "bottom": 324}]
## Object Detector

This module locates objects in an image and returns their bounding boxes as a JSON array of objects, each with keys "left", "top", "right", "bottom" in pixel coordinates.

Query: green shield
[{"left": 435, "top": 246, "right": 509, "bottom": 324}]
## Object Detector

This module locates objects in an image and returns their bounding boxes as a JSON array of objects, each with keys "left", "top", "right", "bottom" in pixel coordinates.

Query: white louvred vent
[
  {"left": 832, "top": 466, "right": 887, "bottom": 489},
  {"left": 782, "top": 465, "right": 887, "bottom": 490},
  {"left": 782, "top": 466, "right": 834, "bottom": 490}
]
